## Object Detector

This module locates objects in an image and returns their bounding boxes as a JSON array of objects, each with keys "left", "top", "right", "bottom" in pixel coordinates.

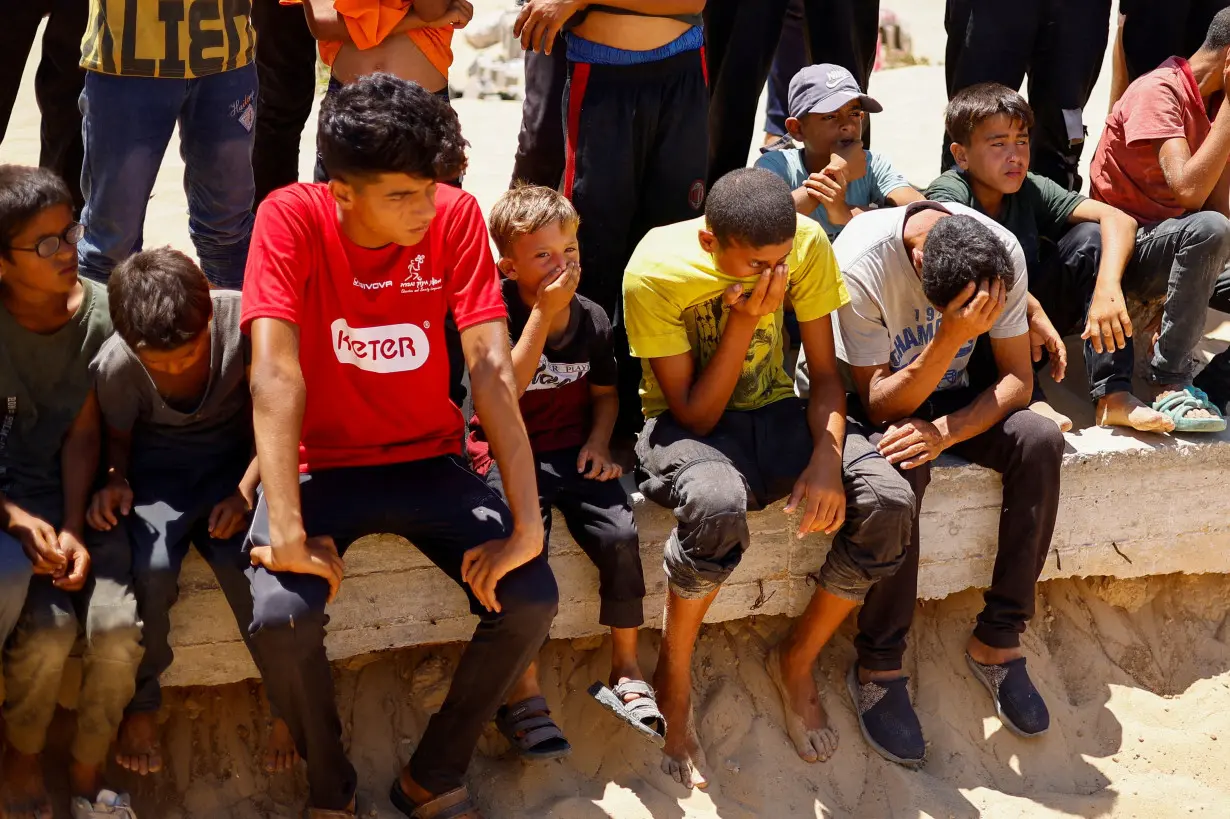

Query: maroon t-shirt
[{"left": 468, "top": 279, "right": 616, "bottom": 473}]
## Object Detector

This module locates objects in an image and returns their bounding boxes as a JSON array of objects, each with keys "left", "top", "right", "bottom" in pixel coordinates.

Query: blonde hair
[{"left": 488, "top": 184, "right": 580, "bottom": 257}]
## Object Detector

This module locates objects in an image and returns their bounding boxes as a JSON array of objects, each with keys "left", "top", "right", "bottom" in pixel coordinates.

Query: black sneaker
[
  {"left": 846, "top": 666, "right": 926, "bottom": 767},
  {"left": 966, "top": 654, "right": 1050, "bottom": 737}
]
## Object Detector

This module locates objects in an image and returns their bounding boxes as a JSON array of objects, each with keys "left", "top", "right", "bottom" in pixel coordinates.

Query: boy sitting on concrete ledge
[
  {"left": 927, "top": 83, "right": 1166, "bottom": 433},
  {"left": 468, "top": 185, "right": 658, "bottom": 759},
  {"left": 624, "top": 168, "right": 916, "bottom": 787},
  {"left": 797, "top": 202, "right": 1062, "bottom": 766}
]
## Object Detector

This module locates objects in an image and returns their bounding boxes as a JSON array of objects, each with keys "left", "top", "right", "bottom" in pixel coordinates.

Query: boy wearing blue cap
[{"left": 756, "top": 64, "right": 923, "bottom": 241}]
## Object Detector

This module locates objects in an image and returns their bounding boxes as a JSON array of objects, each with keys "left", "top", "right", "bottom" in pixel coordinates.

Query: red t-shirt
[
  {"left": 241, "top": 183, "right": 505, "bottom": 472},
  {"left": 1090, "top": 57, "right": 1212, "bottom": 224}
]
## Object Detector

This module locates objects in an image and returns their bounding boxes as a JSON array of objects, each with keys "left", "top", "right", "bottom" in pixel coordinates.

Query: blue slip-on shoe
[
  {"left": 966, "top": 654, "right": 1050, "bottom": 737},
  {"left": 846, "top": 666, "right": 925, "bottom": 767}
]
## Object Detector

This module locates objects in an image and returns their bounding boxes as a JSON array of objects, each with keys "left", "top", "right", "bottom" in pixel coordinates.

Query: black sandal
[
  {"left": 389, "top": 781, "right": 482, "bottom": 819},
  {"left": 495, "top": 695, "right": 572, "bottom": 760}
]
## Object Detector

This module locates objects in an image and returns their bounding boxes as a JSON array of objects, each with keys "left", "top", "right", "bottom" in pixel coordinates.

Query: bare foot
[
  {"left": 765, "top": 647, "right": 838, "bottom": 763},
  {"left": 2, "top": 747, "right": 51, "bottom": 819},
  {"left": 1097, "top": 392, "right": 1174, "bottom": 433},
  {"left": 115, "top": 711, "right": 163, "bottom": 775},
  {"left": 1029, "top": 400, "right": 1073, "bottom": 433},
  {"left": 966, "top": 635, "right": 1023, "bottom": 666},
  {"left": 263, "top": 717, "right": 300, "bottom": 774},
  {"left": 655, "top": 678, "right": 708, "bottom": 789}
]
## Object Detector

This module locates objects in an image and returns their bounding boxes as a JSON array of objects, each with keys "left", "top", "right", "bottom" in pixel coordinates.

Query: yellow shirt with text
[
  {"left": 623, "top": 216, "right": 849, "bottom": 419},
  {"left": 82, "top": 0, "right": 256, "bottom": 79}
]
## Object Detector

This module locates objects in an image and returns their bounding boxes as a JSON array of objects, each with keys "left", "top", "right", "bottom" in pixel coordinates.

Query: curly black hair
[
  {"left": 108, "top": 247, "right": 213, "bottom": 351},
  {"left": 921, "top": 215, "right": 1013, "bottom": 308},
  {"left": 318, "top": 73, "right": 467, "bottom": 183},
  {"left": 1205, "top": 8, "right": 1230, "bottom": 51},
  {"left": 705, "top": 168, "right": 796, "bottom": 248},
  {"left": 0, "top": 165, "right": 72, "bottom": 261}
]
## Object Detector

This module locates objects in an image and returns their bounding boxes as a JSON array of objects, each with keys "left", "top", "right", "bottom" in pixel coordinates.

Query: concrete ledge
[{"left": 164, "top": 425, "right": 1230, "bottom": 688}]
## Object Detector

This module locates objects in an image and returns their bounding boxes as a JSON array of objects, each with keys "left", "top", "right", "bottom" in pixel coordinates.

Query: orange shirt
[{"left": 281, "top": 0, "right": 453, "bottom": 77}]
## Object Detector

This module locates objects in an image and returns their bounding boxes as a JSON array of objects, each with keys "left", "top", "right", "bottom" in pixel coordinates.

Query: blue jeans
[{"left": 78, "top": 65, "right": 257, "bottom": 288}]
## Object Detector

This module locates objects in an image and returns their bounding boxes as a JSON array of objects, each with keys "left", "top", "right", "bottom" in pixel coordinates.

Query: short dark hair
[
  {"left": 108, "top": 247, "right": 213, "bottom": 351},
  {"left": 1204, "top": 8, "right": 1230, "bottom": 51},
  {"left": 318, "top": 73, "right": 467, "bottom": 183},
  {"left": 944, "top": 82, "right": 1035, "bottom": 147},
  {"left": 921, "top": 215, "right": 1013, "bottom": 308},
  {"left": 0, "top": 165, "right": 73, "bottom": 261},
  {"left": 705, "top": 168, "right": 796, "bottom": 248}
]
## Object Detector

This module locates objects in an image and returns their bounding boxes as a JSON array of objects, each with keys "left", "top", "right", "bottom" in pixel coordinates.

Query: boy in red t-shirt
[
  {"left": 240, "top": 74, "right": 558, "bottom": 819},
  {"left": 468, "top": 186, "right": 662, "bottom": 759},
  {"left": 1089, "top": 9, "right": 1230, "bottom": 428}
]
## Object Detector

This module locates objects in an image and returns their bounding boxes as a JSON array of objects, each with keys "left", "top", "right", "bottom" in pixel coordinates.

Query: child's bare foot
[
  {"left": 1097, "top": 392, "right": 1174, "bottom": 432},
  {"left": 263, "top": 718, "right": 300, "bottom": 774},
  {"left": 1029, "top": 400, "right": 1073, "bottom": 433},
  {"left": 115, "top": 711, "right": 163, "bottom": 775},
  {"left": 2, "top": 747, "right": 51, "bottom": 819},
  {"left": 655, "top": 681, "right": 708, "bottom": 789},
  {"left": 766, "top": 646, "right": 838, "bottom": 763}
]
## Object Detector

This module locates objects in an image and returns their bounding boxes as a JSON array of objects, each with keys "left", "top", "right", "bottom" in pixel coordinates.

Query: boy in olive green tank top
[{"left": 0, "top": 166, "right": 142, "bottom": 819}]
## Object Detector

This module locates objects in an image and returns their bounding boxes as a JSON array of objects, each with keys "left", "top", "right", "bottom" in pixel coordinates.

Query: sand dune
[{"left": 50, "top": 572, "right": 1229, "bottom": 818}]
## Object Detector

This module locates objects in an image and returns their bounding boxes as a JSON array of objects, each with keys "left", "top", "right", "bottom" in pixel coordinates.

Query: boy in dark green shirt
[
  {"left": 0, "top": 165, "right": 142, "bottom": 819},
  {"left": 926, "top": 83, "right": 1176, "bottom": 435}
]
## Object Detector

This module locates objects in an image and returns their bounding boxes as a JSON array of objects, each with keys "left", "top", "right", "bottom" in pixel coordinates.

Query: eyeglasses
[{"left": 10, "top": 222, "right": 85, "bottom": 259}]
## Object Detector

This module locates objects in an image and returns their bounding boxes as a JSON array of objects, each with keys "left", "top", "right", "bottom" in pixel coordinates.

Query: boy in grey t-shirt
[{"left": 85, "top": 248, "right": 296, "bottom": 779}]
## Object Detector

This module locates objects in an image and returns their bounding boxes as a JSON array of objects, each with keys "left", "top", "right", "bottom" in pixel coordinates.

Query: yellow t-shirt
[
  {"left": 81, "top": 0, "right": 256, "bottom": 79},
  {"left": 623, "top": 216, "right": 849, "bottom": 419}
]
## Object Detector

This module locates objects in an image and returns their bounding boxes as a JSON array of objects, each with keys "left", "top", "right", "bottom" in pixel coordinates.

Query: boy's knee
[
  {"left": 675, "top": 459, "right": 748, "bottom": 527},
  {"left": 250, "top": 584, "right": 328, "bottom": 637},
  {"left": 1007, "top": 410, "right": 1066, "bottom": 466},
  {"left": 1183, "top": 211, "right": 1230, "bottom": 255},
  {"left": 490, "top": 557, "right": 559, "bottom": 637}
]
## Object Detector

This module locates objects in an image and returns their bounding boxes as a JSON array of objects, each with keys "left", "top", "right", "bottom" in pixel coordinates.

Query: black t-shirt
[{"left": 468, "top": 278, "right": 617, "bottom": 472}]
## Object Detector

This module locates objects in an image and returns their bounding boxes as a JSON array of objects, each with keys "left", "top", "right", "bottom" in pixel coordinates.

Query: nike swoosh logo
[{"left": 826, "top": 77, "right": 841, "bottom": 88}]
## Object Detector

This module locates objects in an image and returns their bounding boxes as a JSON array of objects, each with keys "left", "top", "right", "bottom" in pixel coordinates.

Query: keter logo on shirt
[
  {"left": 331, "top": 319, "right": 430, "bottom": 373},
  {"left": 401, "top": 254, "right": 443, "bottom": 295}
]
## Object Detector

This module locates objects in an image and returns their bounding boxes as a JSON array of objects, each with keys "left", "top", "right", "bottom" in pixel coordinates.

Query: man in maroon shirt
[{"left": 240, "top": 74, "right": 557, "bottom": 819}]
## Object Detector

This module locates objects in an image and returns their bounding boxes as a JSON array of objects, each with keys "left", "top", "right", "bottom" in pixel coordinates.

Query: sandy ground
[
  {"left": 6, "top": 4, "right": 1230, "bottom": 818},
  {"left": 30, "top": 573, "right": 1230, "bottom": 818}
]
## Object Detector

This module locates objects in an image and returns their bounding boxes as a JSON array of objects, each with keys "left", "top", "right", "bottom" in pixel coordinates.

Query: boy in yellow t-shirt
[{"left": 623, "top": 168, "right": 917, "bottom": 788}]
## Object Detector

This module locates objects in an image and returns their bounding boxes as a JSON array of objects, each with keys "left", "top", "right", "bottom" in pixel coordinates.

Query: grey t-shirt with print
[{"left": 91, "top": 290, "right": 252, "bottom": 477}]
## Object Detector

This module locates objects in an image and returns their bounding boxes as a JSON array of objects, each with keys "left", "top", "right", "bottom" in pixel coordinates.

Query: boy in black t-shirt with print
[{"left": 468, "top": 185, "right": 659, "bottom": 759}]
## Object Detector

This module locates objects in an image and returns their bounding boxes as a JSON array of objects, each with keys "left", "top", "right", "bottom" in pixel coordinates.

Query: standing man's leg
[
  {"left": 0, "top": 0, "right": 50, "bottom": 156},
  {"left": 511, "top": 36, "right": 569, "bottom": 189},
  {"left": 77, "top": 73, "right": 183, "bottom": 282},
  {"left": 1026, "top": 0, "right": 1113, "bottom": 190},
  {"left": 763, "top": 0, "right": 806, "bottom": 143},
  {"left": 1121, "top": 0, "right": 1195, "bottom": 79},
  {"left": 33, "top": 0, "right": 89, "bottom": 210},
  {"left": 801, "top": 0, "right": 881, "bottom": 144},
  {"left": 251, "top": 0, "right": 318, "bottom": 208},
  {"left": 178, "top": 65, "right": 258, "bottom": 288},
  {"left": 704, "top": 0, "right": 791, "bottom": 186},
  {"left": 941, "top": 0, "right": 1040, "bottom": 173}
]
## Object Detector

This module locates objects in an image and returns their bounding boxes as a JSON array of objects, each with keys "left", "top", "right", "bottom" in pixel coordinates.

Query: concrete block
[{"left": 160, "top": 424, "right": 1230, "bottom": 688}]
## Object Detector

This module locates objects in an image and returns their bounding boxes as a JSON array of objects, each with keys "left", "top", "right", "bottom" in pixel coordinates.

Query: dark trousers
[
  {"left": 511, "top": 35, "right": 569, "bottom": 189},
  {"left": 251, "top": 0, "right": 318, "bottom": 208},
  {"left": 244, "top": 456, "right": 558, "bottom": 809},
  {"left": 127, "top": 460, "right": 258, "bottom": 714},
  {"left": 563, "top": 50, "right": 709, "bottom": 427},
  {"left": 943, "top": 0, "right": 1112, "bottom": 191},
  {"left": 1030, "top": 222, "right": 1134, "bottom": 400},
  {"left": 1194, "top": 266, "right": 1230, "bottom": 411},
  {"left": 0, "top": 0, "right": 87, "bottom": 210},
  {"left": 636, "top": 399, "right": 916, "bottom": 602},
  {"left": 485, "top": 446, "right": 645, "bottom": 628},
  {"left": 1122, "top": 0, "right": 1230, "bottom": 79},
  {"left": 704, "top": 0, "right": 881, "bottom": 186},
  {"left": 763, "top": 0, "right": 806, "bottom": 138},
  {"left": 855, "top": 396, "right": 1064, "bottom": 671}
]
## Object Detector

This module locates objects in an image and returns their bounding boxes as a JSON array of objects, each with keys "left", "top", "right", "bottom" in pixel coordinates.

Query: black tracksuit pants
[
  {"left": 942, "top": 0, "right": 1113, "bottom": 191},
  {"left": 704, "top": 0, "right": 881, "bottom": 187},
  {"left": 251, "top": 0, "right": 318, "bottom": 208},
  {"left": 0, "top": 0, "right": 87, "bottom": 210}
]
